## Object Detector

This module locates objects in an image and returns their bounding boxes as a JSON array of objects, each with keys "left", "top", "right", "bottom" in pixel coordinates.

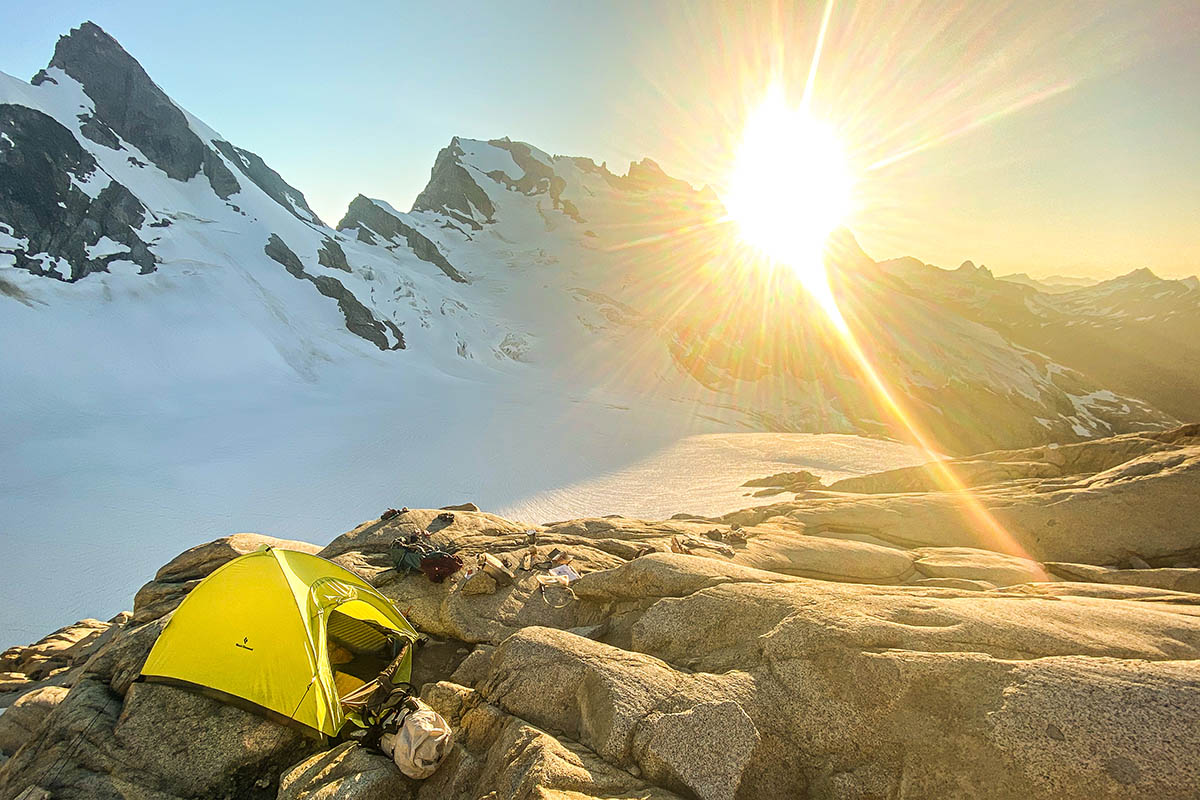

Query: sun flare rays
[
  {"left": 723, "top": 86, "right": 853, "bottom": 317},
  {"left": 719, "top": 1, "right": 1045, "bottom": 570}
]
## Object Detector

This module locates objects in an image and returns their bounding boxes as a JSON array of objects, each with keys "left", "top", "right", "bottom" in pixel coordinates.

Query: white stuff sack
[{"left": 379, "top": 699, "right": 454, "bottom": 779}]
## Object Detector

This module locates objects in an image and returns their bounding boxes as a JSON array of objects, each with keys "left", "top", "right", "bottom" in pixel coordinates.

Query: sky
[{"left": 3, "top": 0, "right": 1199, "bottom": 278}]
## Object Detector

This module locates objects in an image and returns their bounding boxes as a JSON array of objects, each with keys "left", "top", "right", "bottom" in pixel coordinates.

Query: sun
[{"left": 724, "top": 88, "right": 854, "bottom": 300}]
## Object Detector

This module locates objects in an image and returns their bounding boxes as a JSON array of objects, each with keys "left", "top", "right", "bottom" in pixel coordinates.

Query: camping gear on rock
[
  {"left": 339, "top": 638, "right": 414, "bottom": 719},
  {"left": 381, "top": 508, "right": 401, "bottom": 521},
  {"left": 418, "top": 552, "right": 463, "bottom": 583},
  {"left": 379, "top": 697, "right": 454, "bottom": 779},
  {"left": 341, "top": 647, "right": 452, "bottom": 779},
  {"left": 535, "top": 563, "right": 581, "bottom": 592},
  {"left": 478, "top": 552, "right": 516, "bottom": 585},
  {"left": 139, "top": 546, "right": 421, "bottom": 738},
  {"left": 389, "top": 536, "right": 463, "bottom": 583},
  {"left": 548, "top": 564, "right": 580, "bottom": 584}
]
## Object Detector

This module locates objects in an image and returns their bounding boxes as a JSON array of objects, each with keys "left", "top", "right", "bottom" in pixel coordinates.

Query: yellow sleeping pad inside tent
[{"left": 140, "top": 546, "right": 419, "bottom": 737}]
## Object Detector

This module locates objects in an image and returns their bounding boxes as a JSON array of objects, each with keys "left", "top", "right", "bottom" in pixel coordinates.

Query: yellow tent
[{"left": 140, "top": 546, "right": 419, "bottom": 737}]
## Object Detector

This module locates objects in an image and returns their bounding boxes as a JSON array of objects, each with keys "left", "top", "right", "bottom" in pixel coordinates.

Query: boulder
[
  {"left": 458, "top": 570, "right": 498, "bottom": 596},
  {"left": 730, "top": 529, "right": 917, "bottom": 583},
  {"left": 0, "top": 687, "right": 68, "bottom": 754},
  {"left": 633, "top": 700, "right": 759, "bottom": 800},
  {"left": 417, "top": 680, "right": 684, "bottom": 800},
  {"left": 478, "top": 626, "right": 755, "bottom": 777},
  {"left": 911, "top": 546, "right": 1047, "bottom": 586},
  {"left": 1046, "top": 563, "right": 1200, "bottom": 594},
  {"left": 278, "top": 742, "right": 413, "bottom": 800},
  {"left": 571, "top": 552, "right": 801, "bottom": 603},
  {"left": 76, "top": 614, "right": 170, "bottom": 697},
  {"left": 0, "top": 619, "right": 111, "bottom": 681},
  {"left": 720, "top": 443, "right": 1200, "bottom": 566},
  {"left": 0, "top": 679, "right": 316, "bottom": 800}
]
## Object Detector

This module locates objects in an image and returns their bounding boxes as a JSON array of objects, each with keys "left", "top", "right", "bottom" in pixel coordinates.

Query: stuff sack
[
  {"left": 419, "top": 551, "right": 463, "bottom": 583},
  {"left": 379, "top": 698, "right": 455, "bottom": 779}
]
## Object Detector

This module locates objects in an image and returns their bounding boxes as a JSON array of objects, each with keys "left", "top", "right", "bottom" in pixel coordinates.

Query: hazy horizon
[{"left": 3, "top": 0, "right": 1198, "bottom": 279}]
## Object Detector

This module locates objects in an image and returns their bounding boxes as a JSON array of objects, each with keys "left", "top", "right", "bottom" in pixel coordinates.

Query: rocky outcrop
[
  {"left": 337, "top": 196, "right": 467, "bottom": 282},
  {"left": 729, "top": 430, "right": 1200, "bottom": 567},
  {"left": 0, "top": 678, "right": 316, "bottom": 800},
  {"left": 1046, "top": 562, "right": 1200, "bottom": 594},
  {"left": 610, "top": 157, "right": 695, "bottom": 194},
  {"left": 316, "top": 236, "right": 350, "bottom": 272},
  {"left": 828, "top": 425, "right": 1200, "bottom": 493},
  {"left": 278, "top": 742, "right": 412, "bottom": 799},
  {"left": 6, "top": 430, "right": 1200, "bottom": 798},
  {"left": 201, "top": 148, "right": 241, "bottom": 200},
  {"left": 264, "top": 234, "right": 404, "bottom": 351},
  {"left": 0, "top": 687, "right": 68, "bottom": 754},
  {"left": 0, "top": 104, "right": 155, "bottom": 281},
  {"left": 741, "top": 469, "right": 824, "bottom": 496},
  {"left": 0, "top": 617, "right": 125, "bottom": 706},
  {"left": 212, "top": 140, "right": 322, "bottom": 224}
]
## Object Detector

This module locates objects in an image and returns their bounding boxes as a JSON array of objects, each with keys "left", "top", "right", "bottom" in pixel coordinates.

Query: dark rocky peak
[
  {"left": 339, "top": 195, "right": 466, "bottom": 283},
  {"left": 411, "top": 137, "right": 495, "bottom": 228},
  {"left": 616, "top": 157, "right": 695, "bottom": 193},
  {"left": 37, "top": 22, "right": 207, "bottom": 183}
]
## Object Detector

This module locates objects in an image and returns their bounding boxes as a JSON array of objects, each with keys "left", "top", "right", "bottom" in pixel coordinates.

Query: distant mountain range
[
  {"left": 2, "top": 22, "right": 1196, "bottom": 454},
  {"left": 995, "top": 272, "right": 1100, "bottom": 292}
]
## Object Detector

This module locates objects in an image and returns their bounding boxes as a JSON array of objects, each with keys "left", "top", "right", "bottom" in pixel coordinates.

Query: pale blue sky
[{"left": 4, "top": 1, "right": 1199, "bottom": 277}]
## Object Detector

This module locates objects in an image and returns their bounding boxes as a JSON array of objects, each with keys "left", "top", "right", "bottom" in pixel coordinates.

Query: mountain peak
[
  {"left": 1108, "top": 266, "right": 1162, "bottom": 286},
  {"left": 35, "top": 21, "right": 209, "bottom": 182},
  {"left": 956, "top": 260, "right": 992, "bottom": 278},
  {"left": 624, "top": 157, "right": 693, "bottom": 193},
  {"left": 38, "top": 21, "right": 119, "bottom": 75}
]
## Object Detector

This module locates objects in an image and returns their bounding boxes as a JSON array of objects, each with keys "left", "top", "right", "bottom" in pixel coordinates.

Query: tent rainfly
[{"left": 140, "top": 546, "right": 419, "bottom": 737}]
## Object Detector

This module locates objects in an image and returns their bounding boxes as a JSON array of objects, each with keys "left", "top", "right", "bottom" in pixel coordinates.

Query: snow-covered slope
[{"left": 1, "top": 23, "right": 1181, "bottom": 459}]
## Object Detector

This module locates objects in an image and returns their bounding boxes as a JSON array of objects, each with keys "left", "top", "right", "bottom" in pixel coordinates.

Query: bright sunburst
[{"left": 724, "top": 87, "right": 854, "bottom": 302}]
